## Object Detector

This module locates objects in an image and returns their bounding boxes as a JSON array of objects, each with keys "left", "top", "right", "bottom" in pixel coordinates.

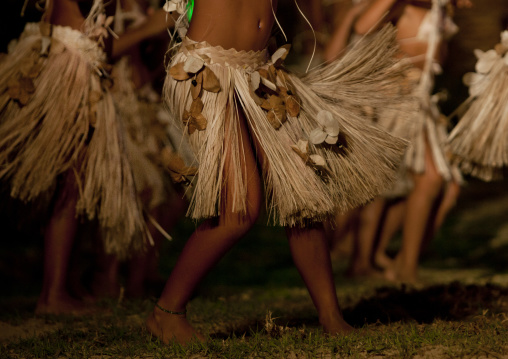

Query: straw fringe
[
  {"left": 447, "top": 55, "right": 508, "bottom": 181},
  {"left": 164, "top": 39, "right": 408, "bottom": 226},
  {"left": 111, "top": 58, "right": 168, "bottom": 210},
  {"left": 0, "top": 24, "right": 145, "bottom": 258},
  {"left": 306, "top": 25, "right": 415, "bottom": 117}
]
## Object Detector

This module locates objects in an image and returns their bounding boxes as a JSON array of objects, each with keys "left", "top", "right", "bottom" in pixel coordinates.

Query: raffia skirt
[
  {"left": 447, "top": 34, "right": 508, "bottom": 181},
  {"left": 163, "top": 32, "right": 410, "bottom": 227},
  {"left": 0, "top": 23, "right": 144, "bottom": 257},
  {"left": 374, "top": 66, "right": 464, "bottom": 198},
  {"left": 111, "top": 58, "right": 170, "bottom": 211}
]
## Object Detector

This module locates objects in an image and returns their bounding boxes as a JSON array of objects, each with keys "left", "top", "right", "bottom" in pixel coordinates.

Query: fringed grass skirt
[
  {"left": 447, "top": 34, "right": 508, "bottom": 181},
  {"left": 376, "top": 67, "right": 462, "bottom": 197},
  {"left": 0, "top": 23, "right": 144, "bottom": 257},
  {"left": 111, "top": 58, "right": 169, "bottom": 210},
  {"left": 163, "top": 37, "right": 408, "bottom": 227}
]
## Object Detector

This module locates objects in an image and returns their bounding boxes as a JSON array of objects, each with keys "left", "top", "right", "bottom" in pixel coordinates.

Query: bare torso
[
  {"left": 50, "top": 0, "right": 90, "bottom": 29},
  {"left": 186, "top": 0, "right": 277, "bottom": 51},
  {"left": 395, "top": 3, "right": 433, "bottom": 69}
]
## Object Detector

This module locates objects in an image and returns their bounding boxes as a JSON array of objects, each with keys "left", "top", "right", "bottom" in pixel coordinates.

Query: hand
[{"left": 141, "top": 8, "right": 174, "bottom": 38}]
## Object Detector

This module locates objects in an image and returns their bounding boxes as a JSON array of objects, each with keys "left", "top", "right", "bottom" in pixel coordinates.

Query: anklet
[{"left": 154, "top": 301, "right": 186, "bottom": 316}]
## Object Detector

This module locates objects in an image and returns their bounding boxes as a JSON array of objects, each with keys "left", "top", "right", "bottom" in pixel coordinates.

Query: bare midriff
[
  {"left": 50, "top": 0, "right": 89, "bottom": 29},
  {"left": 396, "top": 4, "right": 442, "bottom": 70},
  {"left": 186, "top": 0, "right": 277, "bottom": 52}
]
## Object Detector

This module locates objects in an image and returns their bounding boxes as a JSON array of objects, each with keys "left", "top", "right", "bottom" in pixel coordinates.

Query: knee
[
  {"left": 414, "top": 170, "right": 444, "bottom": 199},
  {"left": 219, "top": 198, "right": 261, "bottom": 239}
]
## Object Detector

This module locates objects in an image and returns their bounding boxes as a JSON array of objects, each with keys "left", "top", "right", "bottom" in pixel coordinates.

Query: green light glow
[{"left": 187, "top": 0, "right": 194, "bottom": 22}]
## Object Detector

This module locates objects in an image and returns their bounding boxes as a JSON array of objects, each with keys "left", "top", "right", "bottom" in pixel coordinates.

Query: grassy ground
[{"left": 1, "top": 179, "right": 508, "bottom": 358}]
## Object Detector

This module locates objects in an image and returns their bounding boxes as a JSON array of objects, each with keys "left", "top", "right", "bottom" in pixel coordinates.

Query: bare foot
[
  {"left": 383, "top": 258, "right": 419, "bottom": 285},
  {"left": 374, "top": 253, "right": 394, "bottom": 270},
  {"left": 345, "top": 265, "right": 384, "bottom": 280},
  {"left": 146, "top": 307, "right": 206, "bottom": 345},
  {"left": 320, "top": 314, "right": 355, "bottom": 336},
  {"left": 35, "top": 293, "right": 96, "bottom": 315}
]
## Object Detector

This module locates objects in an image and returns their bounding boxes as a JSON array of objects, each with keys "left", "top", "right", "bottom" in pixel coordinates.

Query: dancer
[
  {"left": 348, "top": 0, "right": 471, "bottom": 283},
  {"left": 145, "top": 0, "right": 410, "bottom": 344},
  {"left": 0, "top": 0, "right": 171, "bottom": 314},
  {"left": 91, "top": 0, "right": 190, "bottom": 299}
]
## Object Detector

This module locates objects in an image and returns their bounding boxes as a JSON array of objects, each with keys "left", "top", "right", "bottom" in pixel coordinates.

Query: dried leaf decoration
[
  {"left": 202, "top": 67, "right": 220, "bottom": 92},
  {"left": 291, "top": 139, "right": 330, "bottom": 178},
  {"left": 261, "top": 95, "right": 286, "bottom": 129},
  {"left": 248, "top": 44, "right": 302, "bottom": 130},
  {"left": 271, "top": 44, "right": 291, "bottom": 67},
  {"left": 161, "top": 147, "right": 198, "bottom": 183},
  {"left": 8, "top": 76, "right": 35, "bottom": 105},
  {"left": 279, "top": 86, "right": 300, "bottom": 117},
  {"left": 170, "top": 56, "right": 221, "bottom": 97},
  {"left": 190, "top": 71, "right": 203, "bottom": 99},
  {"left": 170, "top": 62, "right": 191, "bottom": 81},
  {"left": 183, "top": 98, "right": 207, "bottom": 134}
]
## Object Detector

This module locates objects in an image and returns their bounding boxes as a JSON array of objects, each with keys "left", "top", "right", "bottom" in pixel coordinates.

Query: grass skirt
[
  {"left": 376, "top": 68, "right": 462, "bottom": 198},
  {"left": 447, "top": 33, "right": 508, "bottom": 181},
  {"left": 163, "top": 36, "right": 408, "bottom": 227},
  {"left": 111, "top": 58, "right": 170, "bottom": 210},
  {"left": 0, "top": 23, "right": 145, "bottom": 257}
]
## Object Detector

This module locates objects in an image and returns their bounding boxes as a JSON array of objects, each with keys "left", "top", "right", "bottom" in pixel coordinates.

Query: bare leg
[
  {"left": 373, "top": 199, "right": 405, "bottom": 270},
  {"left": 36, "top": 172, "right": 90, "bottom": 315},
  {"left": 389, "top": 143, "right": 444, "bottom": 283},
  {"left": 287, "top": 225, "right": 354, "bottom": 335},
  {"left": 91, "top": 247, "right": 121, "bottom": 299},
  {"left": 346, "top": 198, "right": 385, "bottom": 278},
  {"left": 423, "top": 179, "right": 460, "bottom": 249},
  {"left": 329, "top": 208, "right": 358, "bottom": 261},
  {"left": 146, "top": 108, "right": 263, "bottom": 345}
]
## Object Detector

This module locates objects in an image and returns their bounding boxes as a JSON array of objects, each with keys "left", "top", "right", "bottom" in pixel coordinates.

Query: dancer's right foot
[{"left": 146, "top": 306, "right": 206, "bottom": 345}]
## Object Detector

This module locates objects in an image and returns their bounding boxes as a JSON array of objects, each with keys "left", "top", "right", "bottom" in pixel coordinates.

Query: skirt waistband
[
  {"left": 180, "top": 37, "right": 268, "bottom": 71},
  {"left": 22, "top": 22, "right": 106, "bottom": 65}
]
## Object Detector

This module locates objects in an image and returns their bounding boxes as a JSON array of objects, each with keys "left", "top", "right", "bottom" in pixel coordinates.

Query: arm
[
  {"left": 354, "top": 0, "right": 397, "bottom": 35},
  {"left": 323, "top": 0, "right": 372, "bottom": 62},
  {"left": 111, "top": 8, "right": 176, "bottom": 59}
]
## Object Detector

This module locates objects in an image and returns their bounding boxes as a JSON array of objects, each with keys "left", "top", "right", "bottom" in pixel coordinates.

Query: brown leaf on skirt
[
  {"left": 183, "top": 99, "right": 207, "bottom": 135},
  {"left": 8, "top": 76, "right": 35, "bottom": 105},
  {"left": 190, "top": 98, "right": 204, "bottom": 116},
  {"left": 202, "top": 67, "right": 221, "bottom": 93},
  {"left": 285, "top": 95, "right": 300, "bottom": 117},
  {"left": 161, "top": 147, "right": 198, "bottom": 183},
  {"left": 169, "top": 62, "right": 191, "bottom": 81},
  {"left": 190, "top": 72, "right": 203, "bottom": 99},
  {"left": 278, "top": 86, "right": 300, "bottom": 117},
  {"left": 261, "top": 95, "right": 284, "bottom": 111},
  {"left": 267, "top": 105, "right": 286, "bottom": 129}
]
